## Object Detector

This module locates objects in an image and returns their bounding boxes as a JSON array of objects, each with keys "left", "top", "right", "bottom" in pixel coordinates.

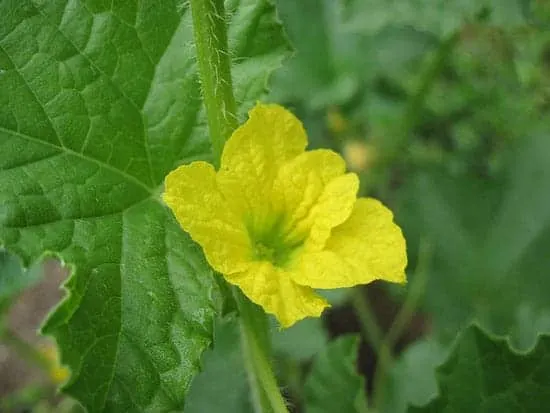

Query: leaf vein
[
  {"left": 0, "top": 151, "right": 62, "bottom": 172},
  {"left": 34, "top": 2, "right": 156, "bottom": 187},
  {"left": 0, "top": 126, "right": 154, "bottom": 194},
  {"left": 0, "top": 44, "right": 66, "bottom": 149}
]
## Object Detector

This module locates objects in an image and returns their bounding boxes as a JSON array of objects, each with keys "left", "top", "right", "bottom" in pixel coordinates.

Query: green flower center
[{"left": 248, "top": 214, "right": 305, "bottom": 268}]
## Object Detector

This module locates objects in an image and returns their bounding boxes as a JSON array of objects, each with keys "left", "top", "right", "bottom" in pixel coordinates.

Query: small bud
[
  {"left": 343, "top": 140, "right": 377, "bottom": 172},
  {"left": 326, "top": 107, "right": 349, "bottom": 135}
]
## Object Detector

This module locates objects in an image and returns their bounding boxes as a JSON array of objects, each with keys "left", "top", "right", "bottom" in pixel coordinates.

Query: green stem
[
  {"left": 190, "top": 0, "right": 239, "bottom": 167},
  {"left": 404, "top": 34, "right": 458, "bottom": 128},
  {"left": 281, "top": 356, "right": 304, "bottom": 406},
  {"left": 189, "top": 1, "right": 288, "bottom": 412},
  {"left": 372, "top": 240, "right": 432, "bottom": 409},
  {"left": 351, "top": 288, "right": 384, "bottom": 355},
  {"left": 236, "top": 291, "right": 289, "bottom": 413},
  {"left": 385, "top": 241, "right": 432, "bottom": 347},
  {"left": 379, "top": 33, "right": 459, "bottom": 167}
]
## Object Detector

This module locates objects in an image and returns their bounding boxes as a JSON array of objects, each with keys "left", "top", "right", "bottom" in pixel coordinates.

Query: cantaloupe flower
[{"left": 163, "top": 104, "right": 406, "bottom": 327}]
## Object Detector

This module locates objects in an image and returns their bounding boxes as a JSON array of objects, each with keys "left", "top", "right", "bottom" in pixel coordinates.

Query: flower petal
[
  {"left": 293, "top": 197, "right": 407, "bottom": 288},
  {"left": 301, "top": 173, "right": 359, "bottom": 252},
  {"left": 272, "top": 149, "right": 346, "bottom": 219},
  {"left": 225, "top": 262, "right": 329, "bottom": 328},
  {"left": 163, "top": 161, "right": 252, "bottom": 274},
  {"left": 271, "top": 149, "right": 357, "bottom": 249},
  {"left": 218, "top": 104, "right": 307, "bottom": 218}
]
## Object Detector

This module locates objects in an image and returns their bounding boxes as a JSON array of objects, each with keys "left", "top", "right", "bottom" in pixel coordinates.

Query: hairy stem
[
  {"left": 189, "top": 1, "right": 288, "bottom": 412},
  {"left": 236, "top": 292, "right": 290, "bottom": 413},
  {"left": 190, "top": 0, "right": 238, "bottom": 167}
]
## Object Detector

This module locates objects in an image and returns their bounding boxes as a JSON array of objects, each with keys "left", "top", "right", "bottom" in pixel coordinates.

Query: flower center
[{"left": 248, "top": 214, "right": 305, "bottom": 268}]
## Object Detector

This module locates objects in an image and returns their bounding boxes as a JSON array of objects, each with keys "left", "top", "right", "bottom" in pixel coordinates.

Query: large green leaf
[
  {"left": 409, "top": 325, "right": 550, "bottom": 412},
  {"left": 304, "top": 335, "right": 368, "bottom": 413},
  {"left": 272, "top": 317, "right": 328, "bottom": 361},
  {"left": 397, "top": 132, "right": 550, "bottom": 350},
  {"left": 382, "top": 337, "right": 450, "bottom": 413},
  {"left": 185, "top": 315, "right": 253, "bottom": 413},
  {"left": 0, "top": 1, "right": 288, "bottom": 412}
]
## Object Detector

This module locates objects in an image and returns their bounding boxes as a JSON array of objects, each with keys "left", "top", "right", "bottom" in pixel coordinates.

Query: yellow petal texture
[
  {"left": 224, "top": 262, "right": 329, "bottom": 328},
  {"left": 218, "top": 103, "right": 307, "bottom": 222},
  {"left": 271, "top": 149, "right": 351, "bottom": 246},
  {"left": 293, "top": 198, "right": 407, "bottom": 288},
  {"left": 163, "top": 103, "right": 407, "bottom": 328},
  {"left": 163, "top": 161, "right": 252, "bottom": 274},
  {"left": 272, "top": 149, "right": 346, "bottom": 216},
  {"left": 301, "top": 173, "right": 359, "bottom": 252}
]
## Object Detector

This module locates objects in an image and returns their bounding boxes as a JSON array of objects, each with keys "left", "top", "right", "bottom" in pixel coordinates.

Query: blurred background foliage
[
  {"left": 2, "top": 0, "right": 550, "bottom": 412},
  {"left": 265, "top": 0, "right": 550, "bottom": 411}
]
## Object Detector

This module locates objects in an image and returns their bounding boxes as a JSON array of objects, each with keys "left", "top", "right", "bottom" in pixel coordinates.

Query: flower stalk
[
  {"left": 189, "top": 1, "right": 289, "bottom": 412},
  {"left": 190, "top": 0, "right": 238, "bottom": 167}
]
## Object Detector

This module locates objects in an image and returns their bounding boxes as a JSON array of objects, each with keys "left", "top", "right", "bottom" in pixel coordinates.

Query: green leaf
[
  {"left": 397, "top": 132, "right": 550, "bottom": 350},
  {"left": 483, "top": 132, "right": 550, "bottom": 349},
  {"left": 304, "top": 335, "right": 368, "bottom": 413},
  {"left": 272, "top": 317, "right": 328, "bottom": 361},
  {"left": 271, "top": 0, "right": 436, "bottom": 107},
  {"left": 0, "top": 1, "right": 288, "bottom": 412},
  {"left": 319, "top": 287, "right": 353, "bottom": 307},
  {"left": 409, "top": 325, "right": 550, "bottom": 412},
  {"left": 271, "top": 0, "right": 357, "bottom": 107},
  {"left": 187, "top": 309, "right": 309, "bottom": 413},
  {"left": 382, "top": 337, "right": 450, "bottom": 413},
  {"left": 185, "top": 315, "right": 253, "bottom": 413},
  {"left": 485, "top": 131, "right": 550, "bottom": 278},
  {"left": 343, "top": 0, "right": 528, "bottom": 38}
]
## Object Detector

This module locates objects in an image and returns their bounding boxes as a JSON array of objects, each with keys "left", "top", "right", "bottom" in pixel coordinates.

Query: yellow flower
[{"left": 163, "top": 103, "right": 407, "bottom": 327}]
